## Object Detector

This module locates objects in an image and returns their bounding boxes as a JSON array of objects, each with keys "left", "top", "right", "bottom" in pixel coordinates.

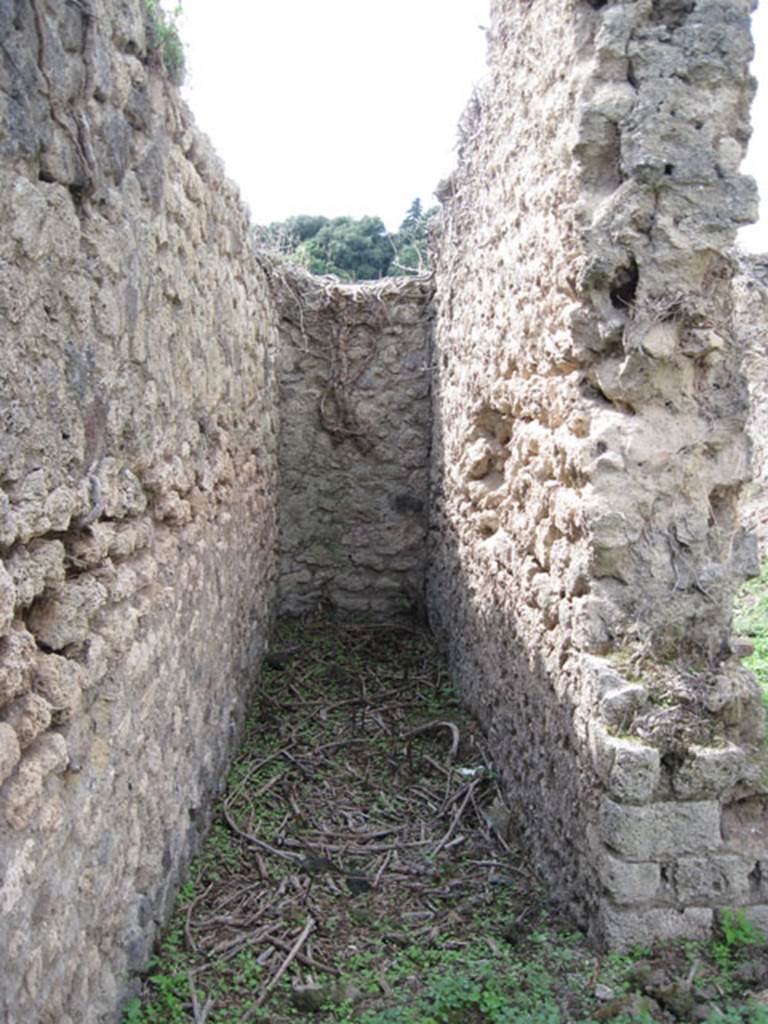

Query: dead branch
[
  {"left": 403, "top": 720, "right": 461, "bottom": 761},
  {"left": 244, "top": 916, "right": 315, "bottom": 1016},
  {"left": 222, "top": 802, "right": 303, "bottom": 864}
]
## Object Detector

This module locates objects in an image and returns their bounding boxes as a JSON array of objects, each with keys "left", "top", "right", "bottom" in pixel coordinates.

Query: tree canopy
[{"left": 253, "top": 200, "right": 439, "bottom": 281}]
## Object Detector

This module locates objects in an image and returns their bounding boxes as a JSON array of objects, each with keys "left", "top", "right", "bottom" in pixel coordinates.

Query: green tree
[
  {"left": 253, "top": 200, "right": 438, "bottom": 280},
  {"left": 398, "top": 198, "right": 424, "bottom": 242},
  {"left": 387, "top": 198, "right": 438, "bottom": 276}
]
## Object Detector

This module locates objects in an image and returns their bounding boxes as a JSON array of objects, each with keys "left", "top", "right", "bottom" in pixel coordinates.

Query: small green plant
[
  {"left": 720, "top": 908, "right": 764, "bottom": 949},
  {"left": 143, "top": 0, "right": 185, "bottom": 82},
  {"left": 128, "top": 618, "right": 768, "bottom": 1024},
  {"left": 121, "top": 999, "right": 144, "bottom": 1024},
  {"left": 733, "top": 558, "right": 768, "bottom": 737}
]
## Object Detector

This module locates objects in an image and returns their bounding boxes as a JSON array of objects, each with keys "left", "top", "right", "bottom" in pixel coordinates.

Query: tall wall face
[
  {"left": 0, "top": 3, "right": 279, "bottom": 1021},
  {"left": 735, "top": 255, "right": 768, "bottom": 552},
  {"left": 1, "top": 2, "right": 767, "bottom": 1018},
  {"left": 273, "top": 270, "right": 432, "bottom": 618},
  {"left": 428, "top": 0, "right": 768, "bottom": 948}
]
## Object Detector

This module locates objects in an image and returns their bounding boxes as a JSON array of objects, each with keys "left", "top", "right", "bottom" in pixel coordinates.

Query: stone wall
[
  {"left": 735, "top": 254, "right": 768, "bottom": 552},
  {"left": 1, "top": 0, "right": 768, "bottom": 1019},
  {"left": 428, "top": 0, "right": 768, "bottom": 949},
  {"left": 0, "top": 2, "right": 279, "bottom": 1021},
  {"left": 272, "top": 269, "right": 432, "bottom": 617}
]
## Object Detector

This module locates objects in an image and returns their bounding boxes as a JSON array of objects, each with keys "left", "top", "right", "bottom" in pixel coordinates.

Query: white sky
[
  {"left": 178, "top": 1, "right": 490, "bottom": 232},
  {"left": 176, "top": 1, "right": 768, "bottom": 249},
  {"left": 739, "top": 2, "right": 768, "bottom": 253}
]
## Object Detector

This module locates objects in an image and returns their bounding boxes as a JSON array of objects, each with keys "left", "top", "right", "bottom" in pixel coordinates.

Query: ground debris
[{"left": 127, "top": 619, "right": 768, "bottom": 1024}]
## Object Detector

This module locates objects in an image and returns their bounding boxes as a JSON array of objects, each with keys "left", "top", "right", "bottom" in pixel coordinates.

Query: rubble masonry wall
[
  {"left": 735, "top": 255, "right": 768, "bottom": 553},
  {"left": 427, "top": 0, "right": 768, "bottom": 950},
  {"left": 1, "top": 0, "right": 768, "bottom": 1021},
  {"left": 0, "top": 2, "right": 279, "bottom": 1020},
  {"left": 272, "top": 270, "right": 432, "bottom": 618}
]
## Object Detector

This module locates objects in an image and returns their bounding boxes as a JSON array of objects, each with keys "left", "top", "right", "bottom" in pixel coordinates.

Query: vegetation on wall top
[
  {"left": 143, "top": 0, "right": 185, "bottom": 83},
  {"left": 253, "top": 199, "right": 439, "bottom": 281}
]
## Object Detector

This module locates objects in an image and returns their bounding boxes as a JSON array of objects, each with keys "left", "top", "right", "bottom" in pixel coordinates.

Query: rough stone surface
[
  {"left": 599, "top": 799, "right": 722, "bottom": 860},
  {"left": 0, "top": 2, "right": 278, "bottom": 1020},
  {"left": 600, "top": 906, "right": 714, "bottom": 950},
  {"left": 427, "top": 0, "right": 765, "bottom": 951},
  {"left": 271, "top": 269, "right": 432, "bottom": 617},
  {"left": 734, "top": 254, "right": 768, "bottom": 553},
  {"left": 1, "top": 0, "right": 767, "bottom": 1016}
]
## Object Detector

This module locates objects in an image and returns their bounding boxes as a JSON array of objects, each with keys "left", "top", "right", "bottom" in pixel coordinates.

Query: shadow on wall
[
  {"left": 426, "top": 382, "right": 604, "bottom": 939},
  {"left": 269, "top": 267, "right": 434, "bottom": 620}
]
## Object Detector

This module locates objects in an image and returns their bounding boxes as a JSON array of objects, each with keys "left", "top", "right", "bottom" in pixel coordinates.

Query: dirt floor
[{"left": 124, "top": 619, "right": 768, "bottom": 1024}]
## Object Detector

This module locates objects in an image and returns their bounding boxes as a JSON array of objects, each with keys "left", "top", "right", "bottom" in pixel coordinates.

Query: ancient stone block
[
  {"left": 672, "top": 744, "right": 753, "bottom": 800},
  {"left": 0, "top": 629, "right": 37, "bottom": 708},
  {"left": 671, "top": 855, "right": 752, "bottom": 905},
  {"left": 739, "top": 906, "right": 768, "bottom": 940},
  {"left": 599, "top": 799, "right": 722, "bottom": 860},
  {"left": 599, "top": 906, "right": 713, "bottom": 952},
  {"left": 6, "top": 539, "right": 66, "bottom": 608},
  {"left": 1, "top": 693, "right": 53, "bottom": 749},
  {"left": 27, "top": 577, "right": 109, "bottom": 651},
  {"left": 0, "top": 562, "right": 15, "bottom": 632},
  {"left": 598, "top": 851, "right": 660, "bottom": 906},
  {"left": 722, "top": 796, "right": 768, "bottom": 860},
  {"left": 591, "top": 725, "right": 660, "bottom": 803},
  {"left": 3, "top": 733, "right": 69, "bottom": 830},
  {"left": 0, "top": 721, "right": 21, "bottom": 786},
  {"left": 33, "top": 654, "right": 84, "bottom": 723}
]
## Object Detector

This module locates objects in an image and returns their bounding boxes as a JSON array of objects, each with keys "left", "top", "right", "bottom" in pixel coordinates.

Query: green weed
[
  {"left": 143, "top": 0, "right": 185, "bottom": 82},
  {"left": 720, "top": 907, "right": 765, "bottom": 949},
  {"left": 733, "top": 559, "right": 768, "bottom": 726}
]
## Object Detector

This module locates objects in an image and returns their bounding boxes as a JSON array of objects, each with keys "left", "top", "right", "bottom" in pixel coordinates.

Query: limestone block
[
  {"left": 33, "top": 654, "right": 84, "bottom": 723},
  {"left": 27, "top": 576, "right": 109, "bottom": 650},
  {"left": 109, "top": 564, "right": 139, "bottom": 602},
  {"left": 0, "top": 492, "right": 17, "bottom": 548},
  {"left": 599, "top": 685, "right": 648, "bottom": 731},
  {"left": 608, "top": 741, "right": 661, "bottom": 804},
  {"left": 0, "top": 629, "right": 37, "bottom": 708},
  {"left": 3, "top": 732, "right": 69, "bottom": 830},
  {"left": 599, "top": 905, "right": 713, "bottom": 952},
  {"left": 590, "top": 725, "right": 660, "bottom": 803},
  {"left": 640, "top": 322, "right": 678, "bottom": 361},
  {"left": 152, "top": 491, "right": 192, "bottom": 525},
  {"left": 79, "top": 635, "right": 109, "bottom": 689},
  {"left": 739, "top": 906, "right": 768, "bottom": 940},
  {"left": 97, "top": 461, "right": 147, "bottom": 519},
  {"left": 67, "top": 524, "right": 117, "bottom": 568},
  {"left": 6, "top": 540, "right": 66, "bottom": 607},
  {"left": 10, "top": 178, "right": 80, "bottom": 262},
  {"left": 44, "top": 486, "right": 77, "bottom": 532},
  {"left": 9, "top": 469, "right": 50, "bottom": 544},
  {"left": 672, "top": 744, "right": 750, "bottom": 800},
  {"left": 702, "top": 669, "right": 765, "bottom": 744},
  {"left": 96, "top": 602, "right": 140, "bottom": 656},
  {"left": 107, "top": 520, "right": 153, "bottom": 559},
  {"left": 0, "top": 260, "right": 38, "bottom": 325},
  {"left": 1, "top": 693, "right": 53, "bottom": 748},
  {"left": 598, "top": 850, "right": 660, "bottom": 905},
  {"left": 599, "top": 799, "right": 721, "bottom": 859},
  {"left": 0, "top": 563, "right": 15, "bottom": 632},
  {"left": 672, "top": 855, "right": 751, "bottom": 905},
  {"left": 722, "top": 796, "right": 768, "bottom": 859},
  {"left": 0, "top": 722, "right": 21, "bottom": 786}
]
